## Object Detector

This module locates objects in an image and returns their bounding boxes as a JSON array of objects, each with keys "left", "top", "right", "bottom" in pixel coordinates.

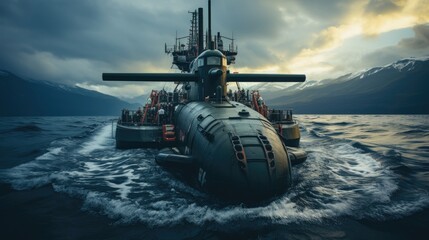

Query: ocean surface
[{"left": 0, "top": 115, "right": 428, "bottom": 239}]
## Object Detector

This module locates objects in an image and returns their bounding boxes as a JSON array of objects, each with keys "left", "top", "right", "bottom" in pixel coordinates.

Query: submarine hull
[{"left": 174, "top": 101, "right": 292, "bottom": 201}]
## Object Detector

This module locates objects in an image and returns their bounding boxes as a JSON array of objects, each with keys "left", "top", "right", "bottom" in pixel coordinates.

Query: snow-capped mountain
[
  {"left": 1, "top": 56, "right": 428, "bottom": 115},
  {"left": 268, "top": 56, "right": 429, "bottom": 113},
  {"left": 256, "top": 56, "right": 429, "bottom": 102},
  {"left": 353, "top": 56, "right": 429, "bottom": 80}
]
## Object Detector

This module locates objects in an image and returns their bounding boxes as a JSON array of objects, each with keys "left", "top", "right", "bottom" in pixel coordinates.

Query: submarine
[{"left": 103, "top": 0, "right": 307, "bottom": 201}]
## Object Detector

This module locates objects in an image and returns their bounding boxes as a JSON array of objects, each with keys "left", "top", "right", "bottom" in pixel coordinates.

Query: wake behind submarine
[{"left": 103, "top": 0, "right": 307, "bottom": 202}]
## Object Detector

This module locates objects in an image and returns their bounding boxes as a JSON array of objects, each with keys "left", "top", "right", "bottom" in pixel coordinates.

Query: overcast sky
[{"left": 1, "top": 0, "right": 429, "bottom": 98}]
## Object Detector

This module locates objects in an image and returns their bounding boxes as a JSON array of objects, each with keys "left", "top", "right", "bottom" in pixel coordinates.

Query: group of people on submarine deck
[
  {"left": 119, "top": 89, "right": 186, "bottom": 126},
  {"left": 118, "top": 86, "right": 295, "bottom": 127}
]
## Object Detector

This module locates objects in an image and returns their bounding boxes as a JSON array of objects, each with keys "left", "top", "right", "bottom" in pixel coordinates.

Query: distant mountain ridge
[
  {"left": 267, "top": 57, "right": 429, "bottom": 114},
  {"left": 1, "top": 56, "right": 428, "bottom": 116},
  {"left": 0, "top": 70, "right": 136, "bottom": 116}
]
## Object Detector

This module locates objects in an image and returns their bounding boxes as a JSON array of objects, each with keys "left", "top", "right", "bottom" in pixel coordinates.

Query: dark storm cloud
[
  {"left": 204, "top": 1, "right": 285, "bottom": 68},
  {"left": 214, "top": 1, "right": 284, "bottom": 39},
  {"left": 5, "top": 0, "right": 425, "bottom": 95},
  {"left": 363, "top": 24, "right": 429, "bottom": 66},
  {"left": 0, "top": 0, "right": 192, "bottom": 64},
  {"left": 0, "top": 0, "right": 311, "bottom": 81},
  {"left": 364, "top": 0, "right": 404, "bottom": 14},
  {"left": 0, "top": 0, "right": 200, "bottom": 86},
  {"left": 4, "top": 0, "right": 375, "bottom": 93},
  {"left": 0, "top": 1, "right": 104, "bottom": 59},
  {"left": 398, "top": 24, "right": 429, "bottom": 49},
  {"left": 0, "top": 1, "right": 100, "bottom": 34},
  {"left": 210, "top": 0, "right": 350, "bottom": 68}
]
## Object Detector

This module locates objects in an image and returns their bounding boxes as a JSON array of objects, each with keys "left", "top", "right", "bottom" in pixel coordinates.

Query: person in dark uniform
[{"left": 158, "top": 107, "right": 165, "bottom": 125}]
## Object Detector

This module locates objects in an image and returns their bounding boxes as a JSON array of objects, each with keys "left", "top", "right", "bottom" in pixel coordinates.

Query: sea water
[{"left": 0, "top": 115, "right": 428, "bottom": 239}]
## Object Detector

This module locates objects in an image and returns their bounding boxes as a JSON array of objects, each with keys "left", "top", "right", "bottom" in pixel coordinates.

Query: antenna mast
[
  {"left": 198, "top": 8, "right": 204, "bottom": 54},
  {"left": 208, "top": 0, "right": 213, "bottom": 50}
]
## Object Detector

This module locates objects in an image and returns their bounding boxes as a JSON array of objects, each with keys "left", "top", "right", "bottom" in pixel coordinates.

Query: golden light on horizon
[{"left": 276, "top": 0, "right": 429, "bottom": 81}]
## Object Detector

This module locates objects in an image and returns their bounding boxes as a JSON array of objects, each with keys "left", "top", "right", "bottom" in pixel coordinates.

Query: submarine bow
[{"left": 174, "top": 101, "right": 292, "bottom": 200}]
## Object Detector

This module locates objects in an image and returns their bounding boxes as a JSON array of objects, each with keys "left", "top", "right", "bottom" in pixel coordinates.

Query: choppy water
[{"left": 0, "top": 115, "right": 428, "bottom": 239}]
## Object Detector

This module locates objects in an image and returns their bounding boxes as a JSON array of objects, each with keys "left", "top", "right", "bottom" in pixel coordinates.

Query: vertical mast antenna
[
  {"left": 198, "top": 8, "right": 204, "bottom": 54},
  {"left": 208, "top": 0, "right": 213, "bottom": 50}
]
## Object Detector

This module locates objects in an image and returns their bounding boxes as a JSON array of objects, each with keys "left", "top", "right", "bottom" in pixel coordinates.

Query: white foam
[
  {"left": 359, "top": 193, "right": 429, "bottom": 220},
  {"left": 79, "top": 124, "right": 114, "bottom": 155},
  {"left": 84, "top": 162, "right": 104, "bottom": 172},
  {"left": 295, "top": 142, "right": 399, "bottom": 214},
  {"left": 261, "top": 198, "right": 352, "bottom": 224},
  {"left": 98, "top": 155, "right": 124, "bottom": 161},
  {"left": 64, "top": 182, "right": 349, "bottom": 226},
  {"left": 2, "top": 162, "right": 68, "bottom": 190},
  {"left": 3, "top": 118, "right": 426, "bottom": 227},
  {"left": 40, "top": 139, "right": 426, "bottom": 227},
  {"left": 105, "top": 169, "right": 140, "bottom": 199},
  {"left": 36, "top": 147, "right": 64, "bottom": 160}
]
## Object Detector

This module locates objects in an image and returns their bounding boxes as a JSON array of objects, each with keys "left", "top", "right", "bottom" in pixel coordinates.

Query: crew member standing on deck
[
  {"left": 158, "top": 107, "right": 165, "bottom": 125},
  {"left": 258, "top": 96, "right": 264, "bottom": 107},
  {"left": 136, "top": 107, "right": 143, "bottom": 123}
]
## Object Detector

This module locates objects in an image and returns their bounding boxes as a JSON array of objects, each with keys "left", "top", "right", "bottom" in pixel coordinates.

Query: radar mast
[{"left": 165, "top": 4, "right": 237, "bottom": 72}]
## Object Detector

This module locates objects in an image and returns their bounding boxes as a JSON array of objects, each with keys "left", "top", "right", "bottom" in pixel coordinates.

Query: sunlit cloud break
[
  {"left": 285, "top": 0, "right": 429, "bottom": 80},
  {"left": 0, "top": 0, "right": 428, "bottom": 98}
]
